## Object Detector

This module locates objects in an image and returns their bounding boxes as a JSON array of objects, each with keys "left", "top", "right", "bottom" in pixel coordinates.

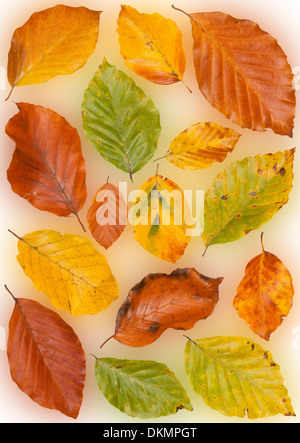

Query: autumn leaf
[
  {"left": 87, "top": 180, "right": 127, "bottom": 249},
  {"left": 202, "top": 149, "right": 295, "bottom": 253},
  {"left": 101, "top": 268, "right": 222, "bottom": 348},
  {"left": 10, "top": 229, "right": 119, "bottom": 316},
  {"left": 6, "top": 5, "right": 101, "bottom": 100},
  {"left": 184, "top": 336, "right": 295, "bottom": 418},
  {"left": 5, "top": 287, "right": 86, "bottom": 419},
  {"left": 94, "top": 357, "right": 193, "bottom": 419},
  {"left": 172, "top": 6, "right": 296, "bottom": 137},
  {"left": 6, "top": 103, "right": 87, "bottom": 231},
  {"left": 233, "top": 233, "right": 294, "bottom": 340},
  {"left": 132, "top": 173, "right": 192, "bottom": 263},
  {"left": 82, "top": 59, "right": 161, "bottom": 180},
  {"left": 117, "top": 5, "right": 189, "bottom": 90},
  {"left": 158, "top": 122, "right": 241, "bottom": 170}
]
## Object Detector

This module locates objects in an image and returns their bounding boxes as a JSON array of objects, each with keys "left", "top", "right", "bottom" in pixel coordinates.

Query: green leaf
[
  {"left": 82, "top": 59, "right": 161, "bottom": 180},
  {"left": 184, "top": 336, "right": 295, "bottom": 419},
  {"left": 95, "top": 357, "right": 193, "bottom": 419},
  {"left": 202, "top": 149, "right": 295, "bottom": 250}
]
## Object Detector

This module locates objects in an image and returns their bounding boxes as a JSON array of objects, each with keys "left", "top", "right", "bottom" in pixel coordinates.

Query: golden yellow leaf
[
  {"left": 163, "top": 122, "right": 241, "bottom": 170},
  {"left": 132, "top": 174, "right": 191, "bottom": 263},
  {"left": 7, "top": 5, "right": 101, "bottom": 99},
  {"left": 117, "top": 5, "right": 188, "bottom": 88},
  {"left": 12, "top": 230, "right": 119, "bottom": 316}
]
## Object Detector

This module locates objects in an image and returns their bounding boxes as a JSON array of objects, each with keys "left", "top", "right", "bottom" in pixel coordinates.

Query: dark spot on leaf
[
  {"left": 176, "top": 404, "right": 184, "bottom": 412},
  {"left": 221, "top": 195, "right": 228, "bottom": 200},
  {"left": 251, "top": 344, "right": 255, "bottom": 351},
  {"left": 235, "top": 213, "right": 241, "bottom": 218},
  {"left": 115, "top": 365, "right": 123, "bottom": 370},
  {"left": 148, "top": 322, "right": 160, "bottom": 333},
  {"left": 279, "top": 167, "right": 286, "bottom": 176},
  {"left": 263, "top": 352, "right": 268, "bottom": 359},
  {"left": 257, "top": 169, "right": 263, "bottom": 175},
  {"left": 248, "top": 191, "right": 256, "bottom": 196}
]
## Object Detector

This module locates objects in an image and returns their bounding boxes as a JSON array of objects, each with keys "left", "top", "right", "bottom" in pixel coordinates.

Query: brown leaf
[
  {"left": 87, "top": 181, "right": 127, "bottom": 249},
  {"left": 102, "top": 268, "right": 223, "bottom": 347},
  {"left": 6, "top": 103, "right": 87, "bottom": 231},
  {"left": 6, "top": 289, "right": 86, "bottom": 418},
  {"left": 173, "top": 7, "right": 296, "bottom": 137},
  {"left": 233, "top": 234, "right": 294, "bottom": 340}
]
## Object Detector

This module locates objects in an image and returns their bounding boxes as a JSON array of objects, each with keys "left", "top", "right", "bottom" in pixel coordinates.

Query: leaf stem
[
  {"left": 202, "top": 245, "right": 209, "bottom": 257},
  {"left": 74, "top": 211, "right": 86, "bottom": 232},
  {"left": 4, "top": 285, "right": 17, "bottom": 302},
  {"left": 100, "top": 334, "right": 115, "bottom": 349},
  {"left": 5, "top": 86, "right": 15, "bottom": 102},
  {"left": 8, "top": 229, "right": 21, "bottom": 240},
  {"left": 260, "top": 232, "right": 265, "bottom": 252}
]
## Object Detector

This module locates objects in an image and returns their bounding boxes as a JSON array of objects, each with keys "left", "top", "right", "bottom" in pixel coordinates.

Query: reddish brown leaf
[
  {"left": 7, "top": 290, "right": 86, "bottom": 419},
  {"left": 102, "top": 268, "right": 223, "bottom": 347},
  {"left": 173, "top": 7, "right": 296, "bottom": 137},
  {"left": 87, "top": 181, "right": 127, "bottom": 249},
  {"left": 233, "top": 234, "right": 294, "bottom": 340},
  {"left": 6, "top": 103, "right": 87, "bottom": 230}
]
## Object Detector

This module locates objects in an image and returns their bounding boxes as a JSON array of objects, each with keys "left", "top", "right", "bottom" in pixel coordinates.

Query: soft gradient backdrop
[{"left": 0, "top": 0, "right": 300, "bottom": 423}]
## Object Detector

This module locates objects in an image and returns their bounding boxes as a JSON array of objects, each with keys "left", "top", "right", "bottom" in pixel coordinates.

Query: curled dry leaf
[
  {"left": 233, "top": 234, "right": 294, "bottom": 340},
  {"left": 82, "top": 59, "right": 161, "bottom": 181},
  {"left": 184, "top": 336, "right": 295, "bottom": 418},
  {"left": 202, "top": 149, "right": 295, "bottom": 253},
  {"left": 101, "top": 268, "right": 222, "bottom": 347},
  {"left": 172, "top": 6, "right": 296, "bottom": 137},
  {"left": 94, "top": 357, "right": 193, "bottom": 419},
  {"left": 132, "top": 173, "right": 192, "bottom": 263},
  {"left": 7, "top": 5, "right": 101, "bottom": 100},
  {"left": 117, "top": 5, "right": 188, "bottom": 89},
  {"left": 11, "top": 229, "right": 119, "bottom": 316},
  {"left": 6, "top": 103, "right": 87, "bottom": 231},
  {"left": 6, "top": 287, "right": 86, "bottom": 419},
  {"left": 161, "top": 122, "right": 241, "bottom": 170},
  {"left": 87, "top": 181, "right": 127, "bottom": 249}
]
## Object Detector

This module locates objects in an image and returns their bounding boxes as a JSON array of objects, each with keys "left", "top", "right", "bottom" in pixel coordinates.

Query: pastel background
[{"left": 0, "top": 0, "right": 300, "bottom": 423}]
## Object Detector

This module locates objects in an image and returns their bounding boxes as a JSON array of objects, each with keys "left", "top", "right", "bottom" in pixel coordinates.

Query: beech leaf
[
  {"left": 82, "top": 59, "right": 161, "bottom": 180},
  {"left": 95, "top": 357, "right": 193, "bottom": 418},
  {"left": 132, "top": 173, "right": 192, "bottom": 263},
  {"left": 233, "top": 233, "right": 294, "bottom": 340},
  {"left": 101, "top": 268, "right": 222, "bottom": 348},
  {"left": 6, "top": 103, "right": 87, "bottom": 231},
  {"left": 117, "top": 5, "right": 189, "bottom": 90},
  {"left": 202, "top": 149, "right": 295, "bottom": 252},
  {"left": 184, "top": 336, "right": 295, "bottom": 418},
  {"left": 6, "top": 287, "right": 86, "bottom": 419},
  {"left": 11, "top": 230, "right": 119, "bottom": 316},
  {"left": 87, "top": 181, "right": 127, "bottom": 249},
  {"left": 172, "top": 6, "right": 296, "bottom": 137},
  {"left": 7, "top": 5, "right": 101, "bottom": 100},
  {"left": 160, "top": 122, "right": 241, "bottom": 170}
]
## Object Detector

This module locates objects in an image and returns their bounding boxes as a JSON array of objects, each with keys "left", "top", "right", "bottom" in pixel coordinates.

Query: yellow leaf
[
  {"left": 132, "top": 174, "right": 191, "bottom": 263},
  {"left": 164, "top": 122, "right": 241, "bottom": 170},
  {"left": 13, "top": 230, "right": 119, "bottom": 316},
  {"left": 117, "top": 5, "right": 188, "bottom": 88},
  {"left": 7, "top": 5, "right": 101, "bottom": 99}
]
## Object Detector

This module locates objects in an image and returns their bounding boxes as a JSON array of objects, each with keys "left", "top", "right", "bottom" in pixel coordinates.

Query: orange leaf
[
  {"left": 117, "top": 5, "right": 188, "bottom": 89},
  {"left": 6, "top": 103, "right": 87, "bottom": 231},
  {"left": 173, "top": 6, "right": 296, "bottom": 137},
  {"left": 87, "top": 181, "right": 127, "bottom": 249},
  {"left": 233, "top": 234, "right": 294, "bottom": 340},
  {"left": 6, "top": 289, "right": 86, "bottom": 419},
  {"left": 102, "top": 268, "right": 223, "bottom": 347},
  {"left": 7, "top": 5, "right": 101, "bottom": 100}
]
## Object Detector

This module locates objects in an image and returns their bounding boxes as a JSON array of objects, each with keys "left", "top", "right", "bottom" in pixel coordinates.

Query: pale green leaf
[
  {"left": 202, "top": 149, "right": 295, "bottom": 250},
  {"left": 82, "top": 59, "right": 161, "bottom": 180},
  {"left": 95, "top": 357, "right": 193, "bottom": 419},
  {"left": 184, "top": 336, "right": 295, "bottom": 419}
]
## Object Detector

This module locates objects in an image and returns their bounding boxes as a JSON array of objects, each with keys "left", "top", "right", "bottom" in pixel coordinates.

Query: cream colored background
[{"left": 0, "top": 0, "right": 300, "bottom": 423}]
